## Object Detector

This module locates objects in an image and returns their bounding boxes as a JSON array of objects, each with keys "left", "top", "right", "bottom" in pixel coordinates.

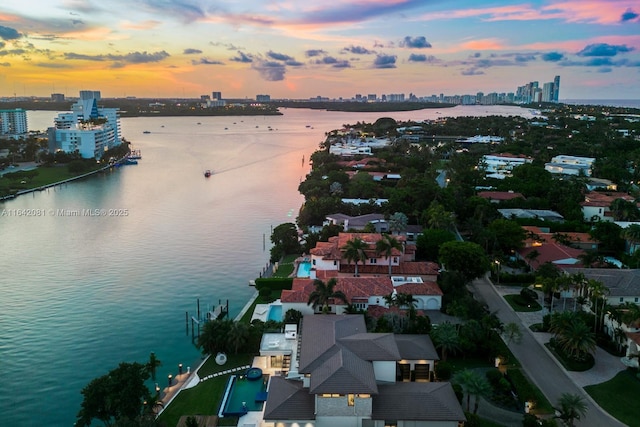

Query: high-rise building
[
  {"left": 256, "top": 94, "right": 271, "bottom": 102},
  {"left": 553, "top": 75, "right": 560, "bottom": 102},
  {"left": 48, "top": 91, "right": 122, "bottom": 159},
  {"left": 542, "top": 82, "right": 554, "bottom": 102},
  {"left": 0, "top": 108, "right": 28, "bottom": 138},
  {"left": 212, "top": 91, "right": 222, "bottom": 100}
]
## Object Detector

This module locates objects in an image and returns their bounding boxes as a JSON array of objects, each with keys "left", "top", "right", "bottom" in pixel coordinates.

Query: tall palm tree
[
  {"left": 541, "top": 277, "right": 558, "bottom": 313},
  {"left": 555, "top": 393, "right": 588, "bottom": 427},
  {"left": 343, "top": 237, "right": 368, "bottom": 277},
  {"left": 587, "top": 279, "right": 607, "bottom": 332},
  {"left": 375, "top": 233, "right": 403, "bottom": 276},
  {"left": 431, "top": 322, "right": 460, "bottom": 362},
  {"left": 147, "top": 352, "right": 161, "bottom": 382},
  {"left": 227, "top": 322, "right": 250, "bottom": 354},
  {"left": 307, "top": 278, "right": 348, "bottom": 314},
  {"left": 452, "top": 369, "right": 492, "bottom": 414},
  {"left": 623, "top": 224, "right": 640, "bottom": 255},
  {"left": 570, "top": 272, "right": 586, "bottom": 311},
  {"left": 387, "top": 212, "right": 408, "bottom": 235}
]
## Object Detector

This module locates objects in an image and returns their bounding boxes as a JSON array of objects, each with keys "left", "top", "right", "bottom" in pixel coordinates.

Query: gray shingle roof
[
  {"left": 308, "top": 348, "right": 378, "bottom": 394},
  {"left": 263, "top": 377, "right": 315, "bottom": 421},
  {"left": 372, "top": 382, "right": 466, "bottom": 422},
  {"left": 569, "top": 268, "right": 640, "bottom": 297},
  {"left": 340, "top": 333, "right": 402, "bottom": 361},
  {"left": 394, "top": 334, "right": 439, "bottom": 361},
  {"left": 299, "top": 315, "right": 367, "bottom": 373}
]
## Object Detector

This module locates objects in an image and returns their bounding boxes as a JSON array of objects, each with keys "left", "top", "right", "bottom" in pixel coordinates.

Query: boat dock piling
[{"left": 185, "top": 298, "right": 229, "bottom": 340}]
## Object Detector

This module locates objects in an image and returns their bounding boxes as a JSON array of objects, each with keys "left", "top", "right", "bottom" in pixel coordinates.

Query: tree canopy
[
  {"left": 439, "top": 241, "right": 490, "bottom": 282},
  {"left": 76, "top": 362, "right": 152, "bottom": 427}
]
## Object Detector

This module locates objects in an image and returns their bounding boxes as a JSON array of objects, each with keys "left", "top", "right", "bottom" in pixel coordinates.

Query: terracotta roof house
[
  {"left": 477, "top": 190, "right": 525, "bottom": 203},
  {"left": 581, "top": 191, "right": 636, "bottom": 222},
  {"left": 517, "top": 226, "right": 585, "bottom": 270},
  {"left": 309, "top": 232, "right": 439, "bottom": 277},
  {"left": 280, "top": 275, "right": 443, "bottom": 315},
  {"left": 262, "top": 315, "right": 465, "bottom": 427}
]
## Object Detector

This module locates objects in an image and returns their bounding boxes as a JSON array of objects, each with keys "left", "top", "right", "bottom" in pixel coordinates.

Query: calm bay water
[{"left": 1, "top": 105, "right": 534, "bottom": 426}]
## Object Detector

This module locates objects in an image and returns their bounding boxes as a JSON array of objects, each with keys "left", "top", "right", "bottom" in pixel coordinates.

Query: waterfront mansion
[
  {"left": 262, "top": 314, "right": 465, "bottom": 427},
  {"left": 279, "top": 233, "right": 443, "bottom": 315}
]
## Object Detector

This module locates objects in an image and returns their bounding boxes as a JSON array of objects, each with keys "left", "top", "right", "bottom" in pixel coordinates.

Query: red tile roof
[
  {"left": 280, "top": 276, "right": 442, "bottom": 304},
  {"left": 477, "top": 191, "right": 525, "bottom": 201}
]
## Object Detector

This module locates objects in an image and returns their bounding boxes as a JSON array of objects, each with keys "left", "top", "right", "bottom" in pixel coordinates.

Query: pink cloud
[
  {"left": 459, "top": 39, "right": 506, "bottom": 51},
  {"left": 418, "top": 1, "right": 638, "bottom": 25}
]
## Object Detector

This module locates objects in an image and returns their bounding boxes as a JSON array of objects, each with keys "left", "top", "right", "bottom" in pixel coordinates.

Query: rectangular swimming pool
[
  {"left": 221, "top": 374, "right": 269, "bottom": 417},
  {"left": 297, "top": 261, "right": 311, "bottom": 278},
  {"left": 267, "top": 304, "right": 282, "bottom": 322}
]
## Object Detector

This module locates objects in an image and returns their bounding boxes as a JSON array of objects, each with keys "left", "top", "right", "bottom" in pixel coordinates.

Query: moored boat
[{"left": 204, "top": 170, "right": 212, "bottom": 177}]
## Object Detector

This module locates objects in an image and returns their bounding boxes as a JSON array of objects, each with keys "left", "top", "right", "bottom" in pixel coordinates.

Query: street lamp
[
  {"left": 168, "top": 374, "right": 173, "bottom": 387},
  {"left": 494, "top": 260, "right": 501, "bottom": 284},
  {"left": 178, "top": 363, "right": 183, "bottom": 375}
]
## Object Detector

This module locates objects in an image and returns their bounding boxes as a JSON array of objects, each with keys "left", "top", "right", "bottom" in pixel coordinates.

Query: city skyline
[{"left": 0, "top": 1, "right": 639, "bottom": 100}]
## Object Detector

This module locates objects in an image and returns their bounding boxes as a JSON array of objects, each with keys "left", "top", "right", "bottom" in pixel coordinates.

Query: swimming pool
[
  {"left": 267, "top": 304, "right": 282, "bottom": 322},
  {"left": 297, "top": 261, "right": 312, "bottom": 278},
  {"left": 220, "top": 374, "right": 269, "bottom": 417}
]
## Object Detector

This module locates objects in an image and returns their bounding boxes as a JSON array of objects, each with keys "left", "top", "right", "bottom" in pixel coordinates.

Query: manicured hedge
[{"left": 254, "top": 277, "right": 293, "bottom": 291}]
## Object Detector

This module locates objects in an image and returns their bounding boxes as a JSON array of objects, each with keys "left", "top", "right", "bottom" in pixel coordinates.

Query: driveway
[{"left": 470, "top": 276, "right": 626, "bottom": 427}]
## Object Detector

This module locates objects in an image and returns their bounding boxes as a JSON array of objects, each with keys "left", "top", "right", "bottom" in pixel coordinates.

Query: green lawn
[
  {"left": 0, "top": 163, "right": 104, "bottom": 196},
  {"left": 503, "top": 294, "right": 542, "bottom": 312},
  {"left": 157, "top": 353, "right": 255, "bottom": 427},
  {"left": 585, "top": 369, "right": 640, "bottom": 427}
]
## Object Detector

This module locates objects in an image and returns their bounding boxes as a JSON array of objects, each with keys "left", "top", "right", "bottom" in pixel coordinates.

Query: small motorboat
[{"left": 204, "top": 170, "right": 212, "bottom": 177}]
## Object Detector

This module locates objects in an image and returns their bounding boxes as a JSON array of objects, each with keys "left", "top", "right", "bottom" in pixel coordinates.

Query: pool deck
[{"left": 250, "top": 299, "right": 282, "bottom": 323}]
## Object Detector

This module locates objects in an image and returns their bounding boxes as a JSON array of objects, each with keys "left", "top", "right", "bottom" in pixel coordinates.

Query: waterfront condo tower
[{"left": 47, "top": 91, "right": 122, "bottom": 159}]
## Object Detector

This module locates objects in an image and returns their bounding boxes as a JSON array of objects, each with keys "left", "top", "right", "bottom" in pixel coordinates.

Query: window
[
  {"left": 384, "top": 421, "right": 397, "bottom": 427},
  {"left": 635, "top": 297, "right": 638, "bottom": 303},
  {"left": 370, "top": 258, "right": 377, "bottom": 264},
  {"left": 348, "top": 394, "right": 355, "bottom": 406},
  {"left": 620, "top": 297, "right": 624, "bottom": 303}
]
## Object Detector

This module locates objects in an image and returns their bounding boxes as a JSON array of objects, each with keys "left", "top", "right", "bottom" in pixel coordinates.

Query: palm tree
[
  {"left": 342, "top": 237, "right": 368, "bottom": 277},
  {"left": 147, "top": 352, "right": 161, "bottom": 382},
  {"left": 388, "top": 212, "right": 408, "bottom": 235},
  {"left": 540, "top": 277, "right": 558, "bottom": 313},
  {"left": 307, "top": 278, "right": 348, "bottom": 314},
  {"left": 587, "top": 279, "right": 607, "bottom": 332},
  {"left": 556, "top": 318, "right": 596, "bottom": 359},
  {"left": 227, "top": 322, "right": 250, "bottom": 354},
  {"left": 375, "top": 233, "right": 403, "bottom": 276},
  {"left": 425, "top": 201, "right": 455, "bottom": 230},
  {"left": 452, "top": 369, "right": 492, "bottom": 414},
  {"left": 555, "top": 393, "right": 588, "bottom": 427},
  {"left": 431, "top": 322, "right": 460, "bottom": 362},
  {"left": 623, "top": 224, "right": 640, "bottom": 254}
]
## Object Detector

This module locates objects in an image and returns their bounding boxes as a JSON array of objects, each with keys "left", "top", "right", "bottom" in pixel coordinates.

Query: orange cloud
[{"left": 459, "top": 39, "right": 506, "bottom": 51}]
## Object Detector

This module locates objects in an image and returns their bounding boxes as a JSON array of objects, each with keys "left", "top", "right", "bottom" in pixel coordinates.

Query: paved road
[{"left": 469, "top": 275, "right": 626, "bottom": 427}]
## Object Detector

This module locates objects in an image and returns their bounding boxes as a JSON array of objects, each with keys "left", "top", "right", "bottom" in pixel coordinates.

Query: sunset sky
[{"left": 0, "top": 0, "right": 639, "bottom": 100}]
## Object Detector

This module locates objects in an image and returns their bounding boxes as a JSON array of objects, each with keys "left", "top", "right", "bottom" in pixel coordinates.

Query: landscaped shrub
[
  {"left": 520, "top": 287, "right": 538, "bottom": 302},
  {"left": 435, "top": 361, "right": 453, "bottom": 380},
  {"left": 254, "top": 277, "right": 293, "bottom": 291}
]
